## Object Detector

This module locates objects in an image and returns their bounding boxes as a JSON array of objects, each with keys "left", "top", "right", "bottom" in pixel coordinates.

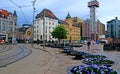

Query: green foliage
[{"left": 51, "top": 25, "right": 67, "bottom": 39}]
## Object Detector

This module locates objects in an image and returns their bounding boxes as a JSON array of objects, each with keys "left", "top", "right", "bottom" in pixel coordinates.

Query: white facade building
[{"left": 34, "top": 9, "right": 59, "bottom": 41}]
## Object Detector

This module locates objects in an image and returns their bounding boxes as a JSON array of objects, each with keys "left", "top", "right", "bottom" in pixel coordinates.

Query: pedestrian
[{"left": 87, "top": 41, "right": 91, "bottom": 50}]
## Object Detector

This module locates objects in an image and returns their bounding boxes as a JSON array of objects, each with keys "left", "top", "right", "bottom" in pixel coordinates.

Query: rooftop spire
[
  {"left": 66, "top": 13, "right": 71, "bottom": 19},
  {"left": 13, "top": 10, "right": 17, "bottom": 17}
]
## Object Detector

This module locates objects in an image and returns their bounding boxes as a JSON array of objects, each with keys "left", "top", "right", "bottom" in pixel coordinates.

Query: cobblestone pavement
[
  {"left": 35, "top": 44, "right": 120, "bottom": 74},
  {"left": 75, "top": 44, "right": 120, "bottom": 72},
  {"left": 33, "top": 45, "right": 84, "bottom": 74}
]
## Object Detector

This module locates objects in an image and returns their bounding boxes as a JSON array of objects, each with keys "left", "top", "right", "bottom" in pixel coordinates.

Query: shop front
[{"left": 0, "top": 34, "right": 6, "bottom": 43}]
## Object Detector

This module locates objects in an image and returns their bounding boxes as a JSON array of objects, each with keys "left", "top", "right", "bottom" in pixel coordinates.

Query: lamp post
[
  {"left": 5, "top": 31, "right": 8, "bottom": 43},
  {"left": 31, "top": 0, "right": 36, "bottom": 47},
  {"left": 43, "top": 10, "right": 45, "bottom": 49},
  {"left": 70, "top": 26, "right": 72, "bottom": 48}
]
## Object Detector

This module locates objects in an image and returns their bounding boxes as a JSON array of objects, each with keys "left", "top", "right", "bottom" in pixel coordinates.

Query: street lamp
[
  {"left": 5, "top": 31, "right": 8, "bottom": 43},
  {"left": 70, "top": 26, "right": 72, "bottom": 48},
  {"left": 43, "top": 10, "right": 45, "bottom": 49},
  {"left": 31, "top": 0, "right": 36, "bottom": 47}
]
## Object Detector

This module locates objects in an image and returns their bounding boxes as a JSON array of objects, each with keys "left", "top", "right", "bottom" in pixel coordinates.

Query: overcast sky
[{"left": 0, "top": 0, "right": 120, "bottom": 26}]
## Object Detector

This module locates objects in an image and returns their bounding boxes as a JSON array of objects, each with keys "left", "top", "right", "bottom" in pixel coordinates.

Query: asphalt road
[{"left": 0, "top": 45, "right": 32, "bottom": 68}]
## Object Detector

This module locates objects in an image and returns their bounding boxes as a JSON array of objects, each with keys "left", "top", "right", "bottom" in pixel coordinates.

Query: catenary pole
[{"left": 31, "top": 0, "right": 36, "bottom": 47}]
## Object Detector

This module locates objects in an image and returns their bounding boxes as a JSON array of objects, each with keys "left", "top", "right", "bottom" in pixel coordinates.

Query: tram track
[
  {"left": 0, "top": 46, "right": 7, "bottom": 52},
  {"left": 0, "top": 45, "right": 32, "bottom": 68},
  {"left": 0, "top": 47, "right": 24, "bottom": 60},
  {"left": 0, "top": 46, "right": 16, "bottom": 57}
]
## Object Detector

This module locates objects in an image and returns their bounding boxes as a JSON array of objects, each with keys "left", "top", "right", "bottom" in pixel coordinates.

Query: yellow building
[
  {"left": 65, "top": 13, "right": 73, "bottom": 41},
  {"left": 71, "top": 17, "right": 83, "bottom": 41},
  {"left": 61, "top": 13, "right": 83, "bottom": 43},
  {"left": 72, "top": 23, "right": 81, "bottom": 41},
  {"left": 58, "top": 20, "right": 69, "bottom": 40}
]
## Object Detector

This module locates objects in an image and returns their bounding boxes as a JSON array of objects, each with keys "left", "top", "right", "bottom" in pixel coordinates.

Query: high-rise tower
[{"left": 88, "top": 0, "right": 99, "bottom": 40}]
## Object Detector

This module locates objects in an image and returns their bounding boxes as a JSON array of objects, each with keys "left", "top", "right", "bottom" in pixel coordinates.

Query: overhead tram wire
[
  {"left": 9, "top": 0, "right": 32, "bottom": 24},
  {"left": 9, "top": 0, "right": 20, "bottom": 7},
  {"left": 31, "top": 0, "right": 46, "bottom": 17},
  {"left": 0, "top": 6, "right": 18, "bottom": 8},
  {"left": 8, "top": 0, "right": 45, "bottom": 24},
  {"left": 19, "top": 7, "right": 28, "bottom": 23},
  {"left": 0, "top": 5, "right": 32, "bottom": 10},
  {"left": 9, "top": 0, "right": 32, "bottom": 7},
  {"left": 3, "top": 0, "right": 45, "bottom": 9}
]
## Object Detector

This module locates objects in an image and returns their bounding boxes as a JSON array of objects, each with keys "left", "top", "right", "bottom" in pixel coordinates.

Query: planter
[
  {"left": 83, "top": 54, "right": 107, "bottom": 59},
  {"left": 67, "top": 65, "right": 118, "bottom": 74},
  {"left": 62, "top": 47, "right": 74, "bottom": 54},
  {"left": 72, "top": 51, "right": 89, "bottom": 60},
  {"left": 82, "top": 58, "right": 115, "bottom": 67}
]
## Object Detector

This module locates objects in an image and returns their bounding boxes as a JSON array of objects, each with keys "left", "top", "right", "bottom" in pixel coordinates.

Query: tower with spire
[
  {"left": 13, "top": 10, "right": 17, "bottom": 26},
  {"left": 12, "top": 10, "right": 17, "bottom": 43},
  {"left": 65, "top": 13, "right": 72, "bottom": 28},
  {"left": 13, "top": 10, "right": 17, "bottom": 17}
]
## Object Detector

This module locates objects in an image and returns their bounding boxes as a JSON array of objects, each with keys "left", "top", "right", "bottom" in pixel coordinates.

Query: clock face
[{"left": 27, "top": 31, "right": 31, "bottom": 35}]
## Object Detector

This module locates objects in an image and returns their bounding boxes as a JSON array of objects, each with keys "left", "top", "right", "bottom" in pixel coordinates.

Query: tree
[{"left": 51, "top": 25, "right": 67, "bottom": 43}]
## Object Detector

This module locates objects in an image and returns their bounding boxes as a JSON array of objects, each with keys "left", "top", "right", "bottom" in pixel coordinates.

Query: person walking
[{"left": 87, "top": 41, "right": 91, "bottom": 50}]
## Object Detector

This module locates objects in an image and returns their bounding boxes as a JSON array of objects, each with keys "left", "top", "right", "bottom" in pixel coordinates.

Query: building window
[
  {"left": 2, "top": 20, "right": 6, "bottom": 25},
  {"left": 46, "top": 22, "right": 48, "bottom": 24},
  {"left": 2, "top": 25, "right": 6, "bottom": 31},
  {"left": 37, "top": 30, "right": 39, "bottom": 33},
  {"left": 37, "top": 34, "right": 39, "bottom": 39},
  {"left": 9, "top": 27, "right": 12, "bottom": 32},
  {"left": 34, "top": 25, "right": 36, "bottom": 29},
  {"left": 8, "top": 16, "right": 12, "bottom": 20},
  {"left": 49, "top": 22, "right": 51, "bottom": 25},
  {"left": 49, "top": 35, "right": 51, "bottom": 39},
  {"left": 34, "top": 35, "right": 36, "bottom": 38},
  {"left": 52, "top": 23, "right": 54, "bottom": 25},
  {"left": 118, "top": 25, "right": 120, "bottom": 28},
  {"left": 119, "top": 30, "right": 120, "bottom": 36},
  {"left": 9, "top": 21, "right": 13, "bottom": 26},
  {"left": 0, "top": 19, "right": 1, "bottom": 24},
  {"left": 36, "top": 21, "right": 38, "bottom": 24},
  {"left": 40, "top": 35, "right": 42, "bottom": 39}
]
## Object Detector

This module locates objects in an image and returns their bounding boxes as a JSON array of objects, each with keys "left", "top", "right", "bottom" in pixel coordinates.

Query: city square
[{"left": 1, "top": 0, "right": 120, "bottom": 74}]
